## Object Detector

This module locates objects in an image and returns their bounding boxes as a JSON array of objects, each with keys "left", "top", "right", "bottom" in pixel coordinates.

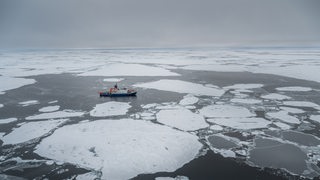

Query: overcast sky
[{"left": 0, "top": 0, "right": 319, "bottom": 48}]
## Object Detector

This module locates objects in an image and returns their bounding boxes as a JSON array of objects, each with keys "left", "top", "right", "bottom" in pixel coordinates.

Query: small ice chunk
[
  {"left": 156, "top": 108, "right": 208, "bottom": 131},
  {"left": 1, "top": 119, "right": 67, "bottom": 145},
  {"left": 90, "top": 101, "right": 131, "bottom": 117},
  {"left": 19, "top": 100, "right": 39, "bottom": 107},
  {"left": 261, "top": 93, "right": 291, "bottom": 100},
  {"left": 266, "top": 111, "right": 300, "bottom": 124},
  {"left": 179, "top": 95, "right": 199, "bottom": 106},
  {"left": 310, "top": 115, "right": 320, "bottom": 123},
  {"left": 210, "top": 125, "right": 224, "bottom": 131},
  {"left": 39, "top": 105, "right": 60, "bottom": 112},
  {"left": 280, "top": 107, "right": 305, "bottom": 114},
  {"left": 48, "top": 100, "right": 58, "bottom": 104},
  {"left": 0, "top": 118, "right": 18, "bottom": 124},
  {"left": 224, "top": 84, "right": 264, "bottom": 90},
  {"left": 219, "top": 149, "right": 236, "bottom": 158},
  {"left": 134, "top": 79, "right": 225, "bottom": 97},
  {"left": 0, "top": 104, "right": 3, "bottom": 108},
  {"left": 273, "top": 122, "right": 292, "bottom": 130},
  {"left": 103, "top": 78, "right": 124, "bottom": 82},
  {"left": 283, "top": 101, "right": 319, "bottom": 108},
  {"left": 26, "top": 110, "right": 84, "bottom": 120},
  {"left": 208, "top": 117, "right": 271, "bottom": 130},
  {"left": 199, "top": 105, "right": 254, "bottom": 118},
  {"left": 276, "top": 86, "right": 312, "bottom": 92},
  {"left": 231, "top": 98, "right": 262, "bottom": 104},
  {"left": 0, "top": 76, "right": 36, "bottom": 94}
]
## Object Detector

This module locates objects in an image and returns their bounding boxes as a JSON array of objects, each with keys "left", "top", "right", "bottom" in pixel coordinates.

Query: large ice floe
[
  {"left": 199, "top": 105, "right": 255, "bottom": 118},
  {"left": 90, "top": 101, "right": 131, "bottom": 117},
  {"left": 78, "top": 63, "right": 180, "bottom": 76},
  {"left": 134, "top": 79, "right": 225, "bottom": 96},
  {"left": 283, "top": 101, "right": 320, "bottom": 108},
  {"left": 1, "top": 119, "right": 67, "bottom": 145},
  {"left": 35, "top": 119, "right": 202, "bottom": 180},
  {"left": 0, "top": 76, "right": 36, "bottom": 94},
  {"left": 208, "top": 117, "right": 271, "bottom": 130},
  {"left": 26, "top": 110, "right": 84, "bottom": 120},
  {"left": 266, "top": 111, "right": 300, "bottom": 124},
  {"left": 156, "top": 108, "right": 208, "bottom": 131},
  {"left": 276, "top": 86, "right": 312, "bottom": 92}
]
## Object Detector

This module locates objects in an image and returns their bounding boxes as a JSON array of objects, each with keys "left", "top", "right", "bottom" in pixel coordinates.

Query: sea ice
[
  {"left": 276, "top": 86, "right": 312, "bottom": 92},
  {"left": 0, "top": 118, "right": 18, "bottom": 124},
  {"left": 19, "top": 100, "right": 39, "bottom": 107},
  {"left": 35, "top": 119, "right": 202, "bottom": 180},
  {"left": 79, "top": 63, "right": 180, "bottom": 76},
  {"left": 103, "top": 78, "right": 124, "bottom": 82},
  {"left": 179, "top": 95, "right": 199, "bottom": 106},
  {"left": 90, "top": 101, "right": 131, "bottom": 117},
  {"left": 0, "top": 76, "right": 36, "bottom": 94},
  {"left": 1, "top": 119, "right": 67, "bottom": 145},
  {"left": 134, "top": 79, "right": 225, "bottom": 97},
  {"left": 39, "top": 105, "right": 60, "bottom": 112},
  {"left": 156, "top": 108, "right": 208, "bottom": 131},
  {"left": 266, "top": 111, "right": 300, "bottom": 124},
  {"left": 310, "top": 115, "right": 320, "bottom": 123},
  {"left": 261, "top": 93, "right": 291, "bottom": 100},
  {"left": 207, "top": 117, "right": 271, "bottom": 130},
  {"left": 48, "top": 100, "right": 58, "bottom": 104},
  {"left": 210, "top": 125, "right": 224, "bottom": 131},
  {"left": 76, "top": 172, "right": 99, "bottom": 180},
  {"left": 230, "top": 98, "right": 262, "bottom": 104},
  {"left": 280, "top": 107, "right": 305, "bottom": 114},
  {"left": 26, "top": 110, "right": 84, "bottom": 120},
  {"left": 283, "top": 101, "right": 319, "bottom": 108},
  {"left": 199, "top": 105, "right": 254, "bottom": 118},
  {"left": 273, "top": 122, "right": 291, "bottom": 130},
  {"left": 223, "top": 84, "right": 264, "bottom": 90},
  {"left": 155, "top": 176, "right": 189, "bottom": 180}
]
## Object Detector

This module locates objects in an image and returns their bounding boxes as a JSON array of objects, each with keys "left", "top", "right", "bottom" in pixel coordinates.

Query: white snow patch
[
  {"left": 156, "top": 108, "right": 208, "bottom": 131},
  {"left": 1, "top": 119, "right": 67, "bottom": 145},
  {"left": 79, "top": 64, "right": 180, "bottom": 76},
  {"left": 280, "top": 107, "right": 305, "bottom": 114},
  {"left": 134, "top": 79, "right": 225, "bottom": 97},
  {"left": 273, "top": 122, "right": 292, "bottom": 130},
  {"left": 266, "top": 111, "right": 300, "bottom": 124},
  {"left": 26, "top": 110, "right": 84, "bottom": 120},
  {"left": 0, "top": 118, "right": 18, "bottom": 124},
  {"left": 90, "top": 101, "right": 131, "bottom": 117},
  {"left": 179, "top": 95, "right": 199, "bottom": 106},
  {"left": 261, "top": 93, "right": 291, "bottom": 100},
  {"left": 310, "top": 115, "right": 320, "bottom": 123},
  {"left": 231, "top": 98, "right": 262, "bottom": 104},
  {"left": 276, "top": 86, "right": 312, "bottom": 92},
  {"left": 39, "top": 105, "right": 60, "bottom": 112},
  {"left": 19, "top": 100, "right": 39, "bottom": 107},
  {"left": 0, "top": 76, "right": 36, "bottom": 94},
  {"left": 224, "top": 84, "right": 264, "bottom": 90},
  {"left": 103, "top": 78, "right": 124, "bottom": 82},
  {"left": 35, "top": 119, "right": 202, "bottom": 180},
  {"left": 283, "top": 101, "right": 319, "bottom": 108},
  {"left": 199, "top": 105, "right": 254, "bottom": 118},
  {"left": 210, "top": 125, "right": 224, "bottom": 131},
  {"left": 208, "top": 117, "right": 271, "bottom": 130}
]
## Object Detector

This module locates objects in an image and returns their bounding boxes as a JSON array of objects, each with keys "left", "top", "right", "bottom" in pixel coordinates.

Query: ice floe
[
  {"left": 0, "top": 104, "right": 3, "bottom": 108},
  {"left": 134, "top": 79, "right": 225, "bottom": 97},
  {"left": 90, "top": 101, "right": 131, "bottom": 117},
  {"left": 79, "top": 63, "right": 180, "bottom": 76},
  {"left": 280, "top": 107, "right": 305, "bottom": 114},
  {"left": 276, "top": 86, "right": 312, "bottom": 92},
  {"left": 26, "top": 110, "right": 84, "bottom": 120},
  {"left": 39, "top": 105, "right": 60, "bottom": 112},
  {"left": 1, "top": 119, "right": 67, "bottom": 145},
  {"left": 273, "top": 122, "right": 292, "bottom": 130},
  {"left": 19, "top": 100, "right": 39, "bottom": 107},
  {"left": 210, "top": 125, "right": 224, "bottom": 131},
  {"left": 0, "top": 118, "right": 18, "bottom": 124},
  {"left": 48, "top": 100, "right": 58, "bottom": 104},
  {"left": 310, "top": 115, "right": 320, "bottom": 123},
  {"left": 283, "top": 101, "right": 319, "bottom": 108},
  {"left": 179, "top": 95, "right": 199, "bottom": 106},
  {"left": 103, "top": 78, "right": 124, "bottom": 82},
  {"left": 261, "top": 93, "right": 291, "bottom": 100},
  {"left": 207, "top": 117, "right": 271, "bottom": 130},
  {"left": 230, "top": 98, "right": 262, "bottom": 104},
  {"left": 199, "top": 105, "right": 254, "bottom": 118},
  {"left": 266, "top": 111, "right": 300, "bottom": 124},
  {"left": 76, "top": 172, "right": 99, "bottom": 180},
  {"left": 223, "top": 84, "right": 264, "bottom": 90},
  {"left": 0, "top": 76, "right": 36, "bottom": 94},
  {"left": 155, "top": 176, "right": 189, "bottom": 180},
  {"left": 35, "top": 119, "right": 202, "bottom": 180},
  {"left": 156, "top": 108, "right": 208, "bottom": 131}
]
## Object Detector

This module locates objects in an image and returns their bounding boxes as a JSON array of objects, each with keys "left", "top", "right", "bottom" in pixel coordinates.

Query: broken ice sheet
[
  {"left": 90, "top": 101, "right": 131, "bottom": 117},
  {"left": 35, "top": 119, "right": 202, "bottom": 180},
  {"left": 1, "top": 119, "right": 67, "bottom": 145}
]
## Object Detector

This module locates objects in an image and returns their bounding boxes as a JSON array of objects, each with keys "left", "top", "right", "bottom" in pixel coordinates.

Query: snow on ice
[
  {"left": 134, "top": 79, "right": 225, "bottom": 97},
  {"left": 90, "top": 101, "right": 131, "bottom": 117},
  {"left": 35, "top": 119, "right": 202, "bottom": 180}
]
